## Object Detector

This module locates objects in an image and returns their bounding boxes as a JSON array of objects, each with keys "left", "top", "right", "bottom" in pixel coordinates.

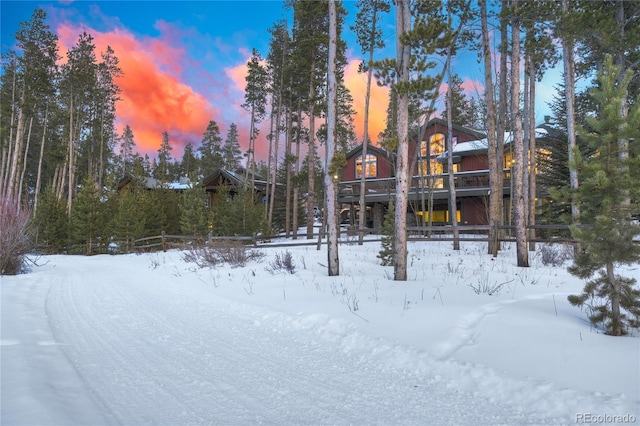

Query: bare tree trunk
[
  {"left": 245, "top": 107, "right": 256, "bottom": 189},
  {"left": 522, "top": 55, "right": 530, "bottom": 236},
  {"left": 99, "top": 106, "right": 105, "bottom": 188},
  {"left": 614, "top": 1, "right": 630, "bottom": 210},
  {"left": 606, "top": 261, "right": 622, "bottom": 336},
  {"left": 562, "top": 0, "right": 579, "bottom": 223},
  {"left": 265, "top": 109, "right": 275, "bottom": 220},
  {"left": 358, "top": 4, "right": 381, "bottom": 246},
  {"left": 67, "top": 94, "right": 75, "bottom": 216},
  {"left": 481, "top": 0, "right": 500, "bottom": 256},
  {"left": 7, "top": 86, "right": 27, "bottom": 201},
  {"left": 445, "top": 47, "right": 459, "bottom": 250},
  {"left": 306, "top": 63, "right": 317, "bottom": 239},
  {"left": 325, "top": 0, "right": 339, "bottom": 275},
  {"left": 292, "top": 107, "right": 302, "bottom": 239},
  {"left": 17, "top": 117, "right": 33, "bottom": 209},
  {"left": 1, "top": 68, "right": 17, "bottom": 199},
  {"left": 285, "top": 107, "right": 293, "bottom": 238},
  {"left": 511, "top": 0, "right": 529, "bottom": 267},
  {"left": 268, "top": 91, "right": 283, "bottom": 228},
  {"left": 393, "top": 0, "right": 411, "bottom": 281},
  {"left": 527, "top": 58, "right": 537, "bottom": 251},
  {"left": 498, "top": 7, "right": 508, "bottom": 232},
  {"left": 34, "top": 104, "right": 49, "bottom": 215}
]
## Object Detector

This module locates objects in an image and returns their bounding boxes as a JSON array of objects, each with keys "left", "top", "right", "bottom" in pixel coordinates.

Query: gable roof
[
  {"left": 201, "top": 168, "right": 268, "bottom": 191},
  {"left": 345, "top": 143, "right": 393, "bottom": 160},
  {"left": 420, "top": 117, "right": 487, "bottom": 141}
]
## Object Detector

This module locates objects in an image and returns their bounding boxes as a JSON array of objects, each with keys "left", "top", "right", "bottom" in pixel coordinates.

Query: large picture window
[
  {"left": 355, "top": 153, "right": 378, "bottom": 179},
  {"left": 418, "top": 133, "right": 447, "bottom": 188}
]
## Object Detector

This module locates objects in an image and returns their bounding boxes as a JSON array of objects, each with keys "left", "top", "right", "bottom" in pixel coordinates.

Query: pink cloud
[{"left": 56, "top": 23, "right": 220, "bottom": 157}]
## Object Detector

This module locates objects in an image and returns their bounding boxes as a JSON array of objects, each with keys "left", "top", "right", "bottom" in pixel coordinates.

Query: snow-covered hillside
[{"left": 2, "top": 239, "right": 638, "bottom": 425}]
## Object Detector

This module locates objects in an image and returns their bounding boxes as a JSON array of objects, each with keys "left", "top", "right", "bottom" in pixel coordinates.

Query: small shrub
[
  {"left": 266, "top": 250, "right": 296, "bottom": 274},
  {"left": 539, "top": 243, "right": 573, "bottom": 267},
  {"left": 468, "top": 273, "right": 510, "bottom": 296},
  {"left": 182, "top": 239, "right": 264, "bottom": 268},
  {"left": 1, "top": 196, "right": 34, "bottom": 275}
]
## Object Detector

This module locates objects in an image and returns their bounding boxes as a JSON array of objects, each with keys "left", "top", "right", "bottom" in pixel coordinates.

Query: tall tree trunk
[
  {"left": 446, "top": 46, "right": 459, "bottom": 250},
  {"left": 269, "top": 83, "right": 285, "bottom": 228},
  {"left": 522, "top": 55, "right": 530, "bottom": 237},
  {"left": 358, "top": 4, "right": 380, "bottom": 246},
  {"left": 17, "top": 117, "right": 33, "bottom": 209},
  {"left": 99, "top": 106, "right": 105, "bottom": 188},
  {"left": 482, "top": 0, "right": 500, "bottom": 256},
  {"left": 1, "top": 68, "right": 17, "bottom": 199},
  {"left": 285, "top": 106, "right": 293, "bottom": 238},
  {"left": 245, "top": 106, "right": 256, "bottom": 189},
  {"left": 498, "top": 5, "right": 508, "bottom": 229},
  {"left": 326, "top": 0, "right": 339, "bottom": 276},
  {"left": 527, "top": 57, "right": 537, "bottom": 251},
  {"left": 265, "top": 108, "right": 275, "bottom": 220},
  {"left": 34, "top": 104, "right": 49, "bottom": 215},
  {"left": 606, "top": 260, "right": 622, "bottom": 336},
  {"left": 306, "top": 62, "right": 317, "bottom": 239},
  {"left": 393, "top": 0, "right": 411, "bottom": 281},
  {"left": 292, "top": 102, "right": 302, "bottom": 240},
  {"left": 67, "top": 94, "right": 75, "bottom": 216},
  {"left": 511, "top": 0, "right": 529, "bottom": 267},
  {"left": 562, "top": 0, "right": 579, "bottom": 222},
  {"left": 7, "top": 86, "right": 27, "bottom": 201},
  {"left": 614, "top": 0, "right": 630, "bottom": 210}
]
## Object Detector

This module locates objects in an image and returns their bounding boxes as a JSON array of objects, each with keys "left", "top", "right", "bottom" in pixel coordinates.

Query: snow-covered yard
[{"left": 1, "top": 239, "right": 638, "bottom": 425}]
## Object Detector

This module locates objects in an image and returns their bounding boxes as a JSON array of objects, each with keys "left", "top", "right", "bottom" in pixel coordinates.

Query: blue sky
[{"left": 1, "top": 1, "right": 559, "bottom": 160}]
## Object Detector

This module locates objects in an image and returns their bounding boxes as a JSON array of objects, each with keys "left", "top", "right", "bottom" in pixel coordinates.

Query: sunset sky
[{"left": 1, "top": 1, "right": 558, "bottom": 163}]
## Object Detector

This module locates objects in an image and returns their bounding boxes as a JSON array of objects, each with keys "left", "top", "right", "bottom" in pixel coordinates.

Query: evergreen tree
[
  {"left": 180, "top": 142, "right": 198, "bottom": 179},
  {"left": 377, "top": 200, "right": 395, "bottom": 266},
  {"left": 566, "top": 57, "right": 640, "bottom": 336},
  {"left": 180, "top": 185, "right": 211, "bottom": 237},
  {"left": 1, "top": 8, "right": 59, "bottom": 202},
  {"left": 70, "top": 176, "right": 103, "bottom": 255},
  {"left": 60, "top": 32, "right": 99, "bottom": 215},
  {"left": 154, "top": 131, "right": 173, "bottom": 181},
  {"left": 198, "top": 120, "right": 224, "bottom": 174},
  {"left": 119, "top": 124, "right": 136, "bottom": 176},
  {"left": 113, "top": 186, "right": 145, "bottom": 253},
  {"left": 140, "top": 189, "right": 166, "bottom": 237},
  {"left": 34, "top": 185, "right": 68, "bottom": 254},
  {"left": 243, "top": 49, "right": 269, "bottom": 186},
  {"left": 210, "top": 187, "right": 264, "bottom": 237},
  {"left": 441, "top": 73, "right": 473, "bottom": 128},
  {"left": 222, "top": 123, "right": 242, "bottom": 170}
]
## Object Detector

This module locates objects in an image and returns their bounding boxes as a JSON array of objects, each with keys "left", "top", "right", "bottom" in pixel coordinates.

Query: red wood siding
[
  {"left": 461, "top": 154, "right": 489, "bottom": 172},
  {"left": 461, "top": 198, "right": 489, "bottom": 225}
]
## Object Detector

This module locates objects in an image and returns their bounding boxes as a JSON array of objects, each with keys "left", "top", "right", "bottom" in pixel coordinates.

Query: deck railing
[{"left": 337, "top": 169, "right": 511, "bottom": 202}]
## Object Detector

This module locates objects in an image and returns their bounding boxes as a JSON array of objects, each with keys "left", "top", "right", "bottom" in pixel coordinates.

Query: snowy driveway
[{"left": 1, "top": 252, "right": 635, "bottom": 425}]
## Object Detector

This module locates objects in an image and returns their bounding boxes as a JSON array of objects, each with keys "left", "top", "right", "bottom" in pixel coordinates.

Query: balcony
[{"left": 337, "top": 169, "right": 511, "bottom": 204}]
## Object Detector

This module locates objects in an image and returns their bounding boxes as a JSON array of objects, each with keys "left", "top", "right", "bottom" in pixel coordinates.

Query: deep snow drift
[{"left": 1, "top": 238, "right": 638, "bottom": 425}]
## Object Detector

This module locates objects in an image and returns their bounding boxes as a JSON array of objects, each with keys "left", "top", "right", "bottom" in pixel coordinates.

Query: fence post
[
  {"left": 253, "top": 232, "right": 257, "bottom": 247},
  {"left": 162, "top": 231, "right": 167, "bottom": 252}
]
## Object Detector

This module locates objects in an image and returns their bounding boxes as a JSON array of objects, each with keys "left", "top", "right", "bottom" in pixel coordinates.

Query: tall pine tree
[{"left": 566, "top": 57, "right": 640, "bottom": 336}]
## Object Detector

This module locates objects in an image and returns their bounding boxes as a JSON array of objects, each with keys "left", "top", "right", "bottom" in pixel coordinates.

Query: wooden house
[{"left": 337, "top": 118, "right": 523, "bottom": 228}]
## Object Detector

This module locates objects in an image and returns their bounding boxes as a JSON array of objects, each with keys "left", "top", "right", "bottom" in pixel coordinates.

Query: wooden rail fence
[{"left": 129, "top": 223, "right": 631, "bottom": 253}]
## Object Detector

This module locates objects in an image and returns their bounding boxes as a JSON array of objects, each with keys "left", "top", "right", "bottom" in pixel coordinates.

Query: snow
[{"left": 2, "top": 238, "right": 639, "bottom": 425}]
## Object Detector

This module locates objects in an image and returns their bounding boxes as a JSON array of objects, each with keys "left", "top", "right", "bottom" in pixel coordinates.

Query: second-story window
[{"left": 355, "top": 153, "right": 377, "bottom": 178}]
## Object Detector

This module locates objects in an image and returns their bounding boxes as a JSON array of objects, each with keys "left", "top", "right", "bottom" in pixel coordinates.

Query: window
[
  {"left": 355, "top": 153, "right": 377, "bottom": 178},
  {"left": 418, "top": 133, "right": 446, "bottom": 187}
]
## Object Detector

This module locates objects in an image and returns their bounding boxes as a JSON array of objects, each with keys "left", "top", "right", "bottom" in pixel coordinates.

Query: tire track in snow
[{"left": 43, "top": 256, "right": 567, "bottom": 425}]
